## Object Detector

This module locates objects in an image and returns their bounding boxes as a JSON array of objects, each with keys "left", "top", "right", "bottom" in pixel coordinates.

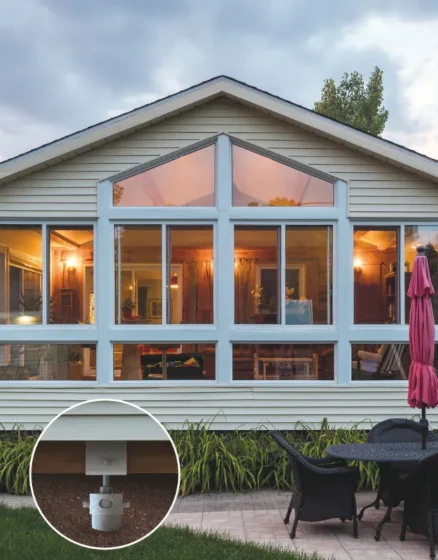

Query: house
[{"left": 1, "top": 76, "right": 437, "bottom": 430}]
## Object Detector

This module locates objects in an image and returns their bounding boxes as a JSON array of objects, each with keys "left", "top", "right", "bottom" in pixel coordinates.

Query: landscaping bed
[
  {"left": 1, "top": 419, "right": 379, "bottom": 496},
  {"left": 32, "top": 473, "right": 178, "bottom": 548}
]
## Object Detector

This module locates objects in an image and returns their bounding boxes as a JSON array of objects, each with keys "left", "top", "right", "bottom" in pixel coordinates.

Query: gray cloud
[{"left": 0, "top": 0, "right": 437, "bottom": 160}]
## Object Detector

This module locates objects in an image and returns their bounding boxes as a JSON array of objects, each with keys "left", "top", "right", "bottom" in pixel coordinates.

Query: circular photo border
[{"left": 29, "top": 398, "right": 181, "bottom": 552}]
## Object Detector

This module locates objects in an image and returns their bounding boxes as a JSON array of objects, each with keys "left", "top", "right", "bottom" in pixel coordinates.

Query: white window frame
[
  {"left": 95, "top": 134, "right": 342, "bottom": 388},
  {"left": 0, "top": 221, "right": 98, "bottom": 387},
  {"left": 350, "top": 221, "right": 438, "bottom": 387}
]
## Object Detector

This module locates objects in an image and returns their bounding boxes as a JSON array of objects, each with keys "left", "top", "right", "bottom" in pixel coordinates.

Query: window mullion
[
  {"left": 280, "top": 224, "right": 286, "bottom": 325},
  {"left": 399, "top": 224, "right": 405, "bottom": 325},
  {"left": 42, "top": 224, "right": 49, "bottom": 325},
  {"left": 162, "top": 224, "right": 168, "bottom": 325}
]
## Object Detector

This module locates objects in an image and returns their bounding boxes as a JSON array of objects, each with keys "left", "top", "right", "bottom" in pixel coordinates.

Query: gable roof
[{"left": 1, "top": 75, "right": 438, "bottom": 184}]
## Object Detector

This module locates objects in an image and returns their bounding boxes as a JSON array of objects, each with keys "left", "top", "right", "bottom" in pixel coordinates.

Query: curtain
[{"left": 234, "top": 258, "right": 256, "bottom": 323}]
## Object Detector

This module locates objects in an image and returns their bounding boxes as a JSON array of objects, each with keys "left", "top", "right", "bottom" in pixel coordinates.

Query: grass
[
  {"left": 0, "top": 505, "right": 325, "bottom": 560},
  {"left": 0, "top": 419, "right": 380, "bottom": 496}
]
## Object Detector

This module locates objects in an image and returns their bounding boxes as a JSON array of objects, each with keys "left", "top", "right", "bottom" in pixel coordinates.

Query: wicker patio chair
[
  {"left": 358, "top": 418, "right": 438, "bottom": 541},
  {"left": 269, "top": 430, "right": 359, "bottom": 539},
  {"left": 400, "top": 452, "right": 438, "bottom": 559}
]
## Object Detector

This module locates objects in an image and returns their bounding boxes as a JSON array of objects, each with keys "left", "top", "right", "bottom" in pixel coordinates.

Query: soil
[{"left": 32, "top": 474, "right": 178, "bottom": 548}]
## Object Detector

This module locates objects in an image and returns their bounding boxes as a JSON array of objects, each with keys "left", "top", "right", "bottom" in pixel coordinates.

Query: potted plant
[
  {"left": 67, "top": 345, "right": 83, "bottom": 380},
  {"left": 122, "top": 298, "right": 136, "bottom": 319},
  {"left": 251, "top": 285, "right": 269, "bottom": 323}
]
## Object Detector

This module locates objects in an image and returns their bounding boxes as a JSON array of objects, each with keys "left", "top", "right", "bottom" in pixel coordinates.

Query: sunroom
[
  {"left": 1, "top": 77, "right": 438, "bottom": 429},
  {"left": 1, "top": 135, "right": 437, "bottom": 386}
]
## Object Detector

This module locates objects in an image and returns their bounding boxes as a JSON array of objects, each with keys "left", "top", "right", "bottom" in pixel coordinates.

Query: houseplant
[
  {"left": 67, "top": 345, "right": 82, "bottom": 380},
  {"left": 122, "top": 298, "right": 136, "bottom": 319}
]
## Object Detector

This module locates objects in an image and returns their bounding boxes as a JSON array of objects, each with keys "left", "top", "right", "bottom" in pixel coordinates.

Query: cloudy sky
[{"left": 0, "top": 0, "right": 437, "bottom": 162}]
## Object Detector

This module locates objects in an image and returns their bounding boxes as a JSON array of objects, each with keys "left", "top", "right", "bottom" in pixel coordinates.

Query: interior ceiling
[
  {"left": 354, "top": 230, "right": 397, "bottom": 251},
  {"left": 51, "top": 229, "right": 94, "bottom": 248},
  {"left": 120, "top": 228, "right": 213, "bottom": 248}
]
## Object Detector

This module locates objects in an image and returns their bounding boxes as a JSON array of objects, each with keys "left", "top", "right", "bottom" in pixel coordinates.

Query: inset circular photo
[{"left": 30, "top": 399, "right": 180, "bottom": 550}]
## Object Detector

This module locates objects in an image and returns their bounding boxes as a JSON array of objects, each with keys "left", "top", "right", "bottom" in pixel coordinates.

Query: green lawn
[{"left": 0, "top": 506, "right": 324, "bottom": 560}]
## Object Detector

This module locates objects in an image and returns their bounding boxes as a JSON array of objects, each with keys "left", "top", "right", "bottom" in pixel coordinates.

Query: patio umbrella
[{"left": 407, "top": 245, "right": 438, "bottom": 449}]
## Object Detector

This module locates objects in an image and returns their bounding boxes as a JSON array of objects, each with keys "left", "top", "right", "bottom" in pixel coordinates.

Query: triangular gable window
[
  {"left": 232, "top": 145, "right": 334, "bottom": 207},
  {"left": 113, "top": 144, "right": 215, "bottom": 207}
]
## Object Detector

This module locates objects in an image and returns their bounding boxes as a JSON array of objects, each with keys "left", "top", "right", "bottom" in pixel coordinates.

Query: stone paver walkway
[
  {"left": 0, "top": 491, "right": 432, "bottom": 559},
  {"left": 167, "top": 490, "right": 432, "bottom": 560}
]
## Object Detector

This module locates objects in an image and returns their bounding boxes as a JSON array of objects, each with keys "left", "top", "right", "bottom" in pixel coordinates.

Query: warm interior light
[
  {"left": 15, "top": 315, "right": 37, "bottom": 325},
  {"left": 66, "top": 256, "right": 77, "bottom": 269},
  {"left": 354, "top": 258, "right": 362, "bottom": 270},
  {"left": 170, "top": 274, "right": 179, "bottom": 289}
]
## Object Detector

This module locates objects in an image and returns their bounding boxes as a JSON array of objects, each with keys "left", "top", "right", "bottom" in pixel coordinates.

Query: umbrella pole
[{"left": 420, "top": 405, "right": 428, "bottom": 450}]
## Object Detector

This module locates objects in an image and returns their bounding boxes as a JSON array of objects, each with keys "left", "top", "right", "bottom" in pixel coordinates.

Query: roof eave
[{"left": 1, "top": 76, "right": 437, "bottom": 183}]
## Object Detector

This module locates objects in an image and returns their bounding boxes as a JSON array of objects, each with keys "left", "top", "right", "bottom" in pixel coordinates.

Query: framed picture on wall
[{"left": 149, "top": 298, "right": 162, "bottom": 319}]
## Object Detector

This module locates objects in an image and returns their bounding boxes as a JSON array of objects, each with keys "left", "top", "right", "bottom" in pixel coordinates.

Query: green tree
[{"left": 314, "top": 66, "right": 389, "bottom": 136}]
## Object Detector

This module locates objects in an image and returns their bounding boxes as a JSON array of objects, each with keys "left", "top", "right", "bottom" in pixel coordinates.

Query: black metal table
[
  {"left": 327, "top": 442, "right": 438, "bottom": 463},
  {"left": 327, "top": 442, "right": 438, "bottom": 542}
]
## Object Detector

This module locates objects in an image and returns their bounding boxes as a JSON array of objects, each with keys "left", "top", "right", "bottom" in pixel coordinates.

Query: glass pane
[
  {"left": 0, "top": 344, "right": 96, "bottom": 380},
  {"left": 354, "top": 227, "right": 398, "bottom": 324},
  {"left": 114, "top": 226, "right": 162, "bottom": 324},
  {"left": 351, "top": 343, "right": 438, "bottom": 381},
  {"left": 113, "top": 343, "right": 215, "bottom": 380},
  {"left": 405, "top": 226, "right": 438, "bottom": 323},
  {"left": 234, "top": 227, "right": 279, "bottom": 324},
  {"left": 233, "top": 343, "right": 334, "bottom": 380},
  {"left": 232, "top": 145, "right": 334, "bottom": 207},
  {"left": 286, "top": 226, "right": 332, "bottom": 325},
  {"left": 168, "top": 226, "right": 213, "bottom": 324},
  {"left": 0, "top": 226, "right": 42, "bottom": 325},
  {"left": 113, "top": 145, "right": 215, "bottom": 207},
  {"left": 49, "top": 228, "right": 94, "bottom": 324}
]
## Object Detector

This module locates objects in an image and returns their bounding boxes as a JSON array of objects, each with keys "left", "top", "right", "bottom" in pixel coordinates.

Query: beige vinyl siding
[
  {"left": 1, "top": 386, "right": 435, "bottom": 430},
  {"left": 1, "top": 97, "right": 437, "bottom": 217}
]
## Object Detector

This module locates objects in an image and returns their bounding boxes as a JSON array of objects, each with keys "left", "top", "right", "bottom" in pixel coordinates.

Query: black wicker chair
[
  {"left": 400, "top": 452, "right": 438, "bottom": 559},
  {"left": 269, "top": 431, "right": 360, "bottom": 539},
  {"left": 358, "top": 418, "right": 438, "bottom": 541}
]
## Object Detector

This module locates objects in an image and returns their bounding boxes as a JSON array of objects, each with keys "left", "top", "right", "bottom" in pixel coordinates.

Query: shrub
[
  {"left": 171, "top": 417, "right": 378, "bottom": 496},
  {"left": 0, "top": 418, "right": 378, "bottom": 496},
  {"left": 0, "top": 426, "right": 39, "bottom": 495}
]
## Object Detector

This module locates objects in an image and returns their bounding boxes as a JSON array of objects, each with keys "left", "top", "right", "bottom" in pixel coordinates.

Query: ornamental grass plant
[{"left": 0, "top": 418, "right": 379, "bottom": 496}]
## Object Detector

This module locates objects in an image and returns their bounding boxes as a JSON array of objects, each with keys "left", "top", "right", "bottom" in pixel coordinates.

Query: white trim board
[{"left": 1, "top": 77, "right": 437, "bottom": 185}]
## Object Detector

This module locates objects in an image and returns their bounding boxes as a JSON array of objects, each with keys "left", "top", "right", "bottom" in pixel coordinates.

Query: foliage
[
  {"left": 122, "top": 298, "right": 136, "bottom": 311},
  {"left": 0, "top": 426, "right": 39, "bottom": 495},
  {"left": 0, "top": 508, "right": 325, "bottom": 560},
  {"left": 1, "top": 418, "right": 381, "bottom": 497},
  {"left": 67, "top": 345, "right": 82, "bottom": 362},
  {"left": 171, "top": 418, "right": 378, "bottom": 496},
  {"left": 314, "top": 66, "right": 389, "bottom": 136},
  {"left": 267, "top": 197, "right": 297, "bottom": 207}
]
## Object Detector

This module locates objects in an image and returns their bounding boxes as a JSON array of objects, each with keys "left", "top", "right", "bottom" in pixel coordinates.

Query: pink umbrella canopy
[{"left": 407, "top": 247, "right": 438, "bottom": 409}]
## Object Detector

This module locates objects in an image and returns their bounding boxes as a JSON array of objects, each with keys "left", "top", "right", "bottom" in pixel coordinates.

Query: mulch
[{"left": 32, "top": 474, "right": 178, "bottom": 548}]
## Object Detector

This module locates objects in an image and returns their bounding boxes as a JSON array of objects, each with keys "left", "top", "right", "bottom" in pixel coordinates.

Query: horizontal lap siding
[
  {"left": 2, "top": 97, "right": 437, "bottom": 218},
  {"left": 1, "top": 386, "right": 434, "bottom": 430}
]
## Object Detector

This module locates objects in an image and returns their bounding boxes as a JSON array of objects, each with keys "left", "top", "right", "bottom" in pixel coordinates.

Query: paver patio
[{"left": 0, "top": 491, "right": 432, "bottom": 559}]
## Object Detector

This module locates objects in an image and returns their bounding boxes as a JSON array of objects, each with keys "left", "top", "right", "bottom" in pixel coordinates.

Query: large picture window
[
  {"left": 405, "top": 225, "right": 438, "bottom": 324},
  {"left": 113, "top": 145, "right": 215, "bottom": 207},
  {"left": 234, "top": 225, "right": 333, "bottom": 325},
  {"left": 115, "top": 225, "right": 214, "bottom": 325},
  {"left": 354, "top": 226, "right": 399, "bottom": 324},
  {"left": 0, "top": 343, "right": 96, "bottom": 381},
  {"left": 233, "top": 343, "right": 334, "bottom": 381},
  {"left": 0, "top": 226, "right": 43, "bottom": 325},
  {"left": 232, "top": 145, "right": 334, "bottom": 207},
  {"left": 113, "top": 343, "right": 215, "bottom": 381}
]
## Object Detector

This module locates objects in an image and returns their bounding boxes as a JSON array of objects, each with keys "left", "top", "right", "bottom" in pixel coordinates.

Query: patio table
[
  {"left": 327, "top": 442, "right": 438, "bottom": 463},
  {"left": 327, "top": 442, "right": 438, "bottom": 541}
]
